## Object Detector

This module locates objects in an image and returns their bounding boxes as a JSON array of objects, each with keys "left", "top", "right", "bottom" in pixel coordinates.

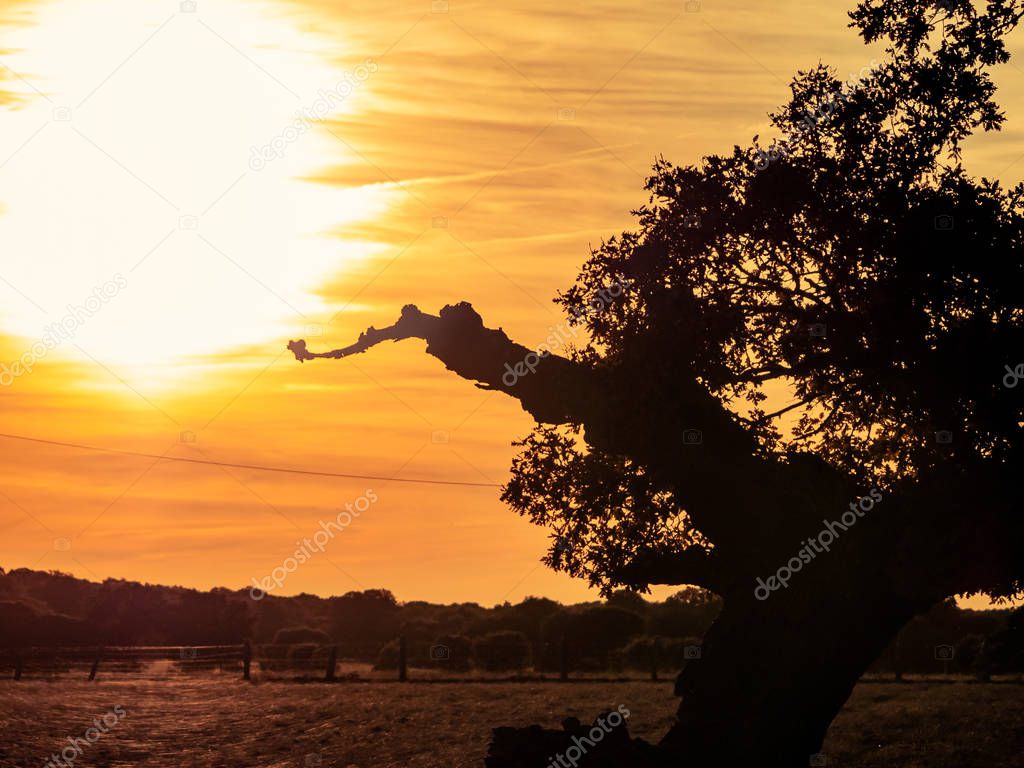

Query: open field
[{"left": 0, "top": 678, "right": 1022, "bottom": 767}]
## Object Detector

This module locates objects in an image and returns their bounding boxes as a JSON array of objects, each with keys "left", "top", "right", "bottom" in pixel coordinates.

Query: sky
[{"left": 0, "top": 0, "right": 1022, "bottom": 607}]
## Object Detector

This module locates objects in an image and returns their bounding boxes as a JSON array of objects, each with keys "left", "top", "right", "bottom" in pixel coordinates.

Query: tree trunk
[
  {"left": 659, "top": 581, "right": 938, "bottom": 765},
  {"left": 485, "top": 580, "right": 940, "bottom": 768},
  {"left": 486, "top": 467, "right": 992, "bottom": 766}
]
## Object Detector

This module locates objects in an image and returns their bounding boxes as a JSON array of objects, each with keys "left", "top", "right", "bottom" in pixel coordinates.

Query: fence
[
  {"left": 0, "top": 636, "right": 597, "bottom": 683},
  {"left": 1, "top": 641, "right": 1013, "bottom": 684},
  {"left": 0, "top": 644, "right": 251, "bottom": 680},
  {"left": 0, "top": 638, "right": 434, "bottom": 682}
]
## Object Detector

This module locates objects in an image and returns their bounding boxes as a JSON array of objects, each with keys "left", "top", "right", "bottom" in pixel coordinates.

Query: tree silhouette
[{"left": 291, "top": 0, "right": 1024, "bottom": 763}]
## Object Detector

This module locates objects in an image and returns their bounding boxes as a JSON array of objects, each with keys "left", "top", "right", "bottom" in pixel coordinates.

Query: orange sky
[{"left": 1, "top": 0, "right": 1022, "bottom": 607}]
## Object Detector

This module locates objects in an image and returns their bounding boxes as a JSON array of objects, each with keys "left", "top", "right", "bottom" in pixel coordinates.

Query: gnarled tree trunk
[{"left": 290, "top": 303, "right": 1022, "bottom": 767}]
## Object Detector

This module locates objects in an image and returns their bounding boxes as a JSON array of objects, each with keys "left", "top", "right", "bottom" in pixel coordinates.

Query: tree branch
[
  {"left": 289, "top": 302, "right": 852, "bottom": 562},
  {"left": 290, "top": 303, "right": 596, "bottom": 425},
  {"left": 613, "top": 547, "right": 721, "bottom": 592}
]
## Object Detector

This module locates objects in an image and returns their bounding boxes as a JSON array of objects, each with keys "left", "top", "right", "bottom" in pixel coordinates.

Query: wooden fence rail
[
  {"left": 1, "top": 642, "right": 1002, "bottom": 684},
  {"left": 0, "top": 635, "right": 793, "bottom": 684},
  {"left": 0, "top": 640, "right": 409, "bottom": 683}
]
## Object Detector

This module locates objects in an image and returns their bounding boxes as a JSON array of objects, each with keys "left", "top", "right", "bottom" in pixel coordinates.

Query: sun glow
[{"left": 0, "top": 0, "right": 392, "bottom": 381}]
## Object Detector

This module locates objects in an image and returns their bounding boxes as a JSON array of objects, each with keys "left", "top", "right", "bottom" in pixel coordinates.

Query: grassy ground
[{"left": 0, "top": 676, "right": 1021, "bottom": 767}]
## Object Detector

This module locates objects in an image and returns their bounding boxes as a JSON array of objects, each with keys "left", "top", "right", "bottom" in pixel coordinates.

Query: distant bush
[
  {"left": 287, "top": 643, "right": 319, "bottom": 668},
  {"left": 374, "top": 639, "right": 401, "bottom": 670},
  {"left": 954, "top": 634, "right": 987, "bottom": 678},
  {"left": 474, "top": 631, "right": 530, "bottom": 672},
  {"left": 259, "top": 642, "right": 327, "bottom": 673},
  {"left": 257, "top": 643, "right": 289, "bottom": 672},
  {"left": 541, "top": 605, "right": 645, "bottom": 670},
  {"left": 975, "top": 606, "right": 1024, "bottom": 677},
  {"left": 2, "top": 567, "right": 1016, "bottom": 680},
  {"left": 430, "top": 634, "right": 473, "bottom": 671},
  {"left": 273, "top": 626, "right": 332, "bottom": 645},
  {"left": 645, "top": 588, "right": 721, "bottom": 639},
  {"left": 620, "top": 635, "right": 701, "bottom": 672},
  {"left": 329, "top": 590, "right": 400, "bottom": 653}
]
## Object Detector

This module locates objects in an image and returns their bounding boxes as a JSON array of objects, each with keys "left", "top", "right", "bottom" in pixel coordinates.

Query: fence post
[
  {"left": 242, "top": 641, "right": 252, "bottom": 681},
  {"left": 88, "top": 647, "right": 102, "bottom": 681},
  {"left": 325, "top": 646, "right": 337, "bottom": 682},
  {"left": 560, "top": 635, "right": 569, "bottom": 682},
  {"left": 14, "top": 655, "right": 23, "bottom": 681},
  {"left": 398, "top": 636, "right": 407, "bottom": 683}
]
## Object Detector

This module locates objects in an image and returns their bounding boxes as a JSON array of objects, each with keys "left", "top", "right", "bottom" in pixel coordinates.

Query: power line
[{"left": 0, "top": 432, "right": 501, "bottom": 489}]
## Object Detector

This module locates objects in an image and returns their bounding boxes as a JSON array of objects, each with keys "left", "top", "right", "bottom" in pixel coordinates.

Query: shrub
[
  {"left": 329, "top": 590, "right": 400, "bottom": 655},
  {"left": 430, "top": 634, "right": 473, "bottom": 671},
  {"left": 620, "top": 635, "right": 701, "bottom": 672},
  {"left": 541, "top": 606, "right": 645, "bottom": 670},
  {"left": 272, "top": 626, "right": 332, "bottom": 645},
  {"left": 256, "top": 643, "right": 288, "bottom": 672},
  {"left": 374, "top": 639, "right": 401, "bottom": 670},
  {"left": 287, "top": 643, "right": 319, "bottom": 669},
  {"left": 474, "top": 631, "right": 530, "bottom": 672},
  {"left": 954, "top": 634, "right": 986, "bottom": 675}
]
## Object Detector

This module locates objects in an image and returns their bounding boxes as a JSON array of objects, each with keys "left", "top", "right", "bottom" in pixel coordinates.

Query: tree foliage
[{"left": 503, "top": 0, "right": 1024, "bottom": 597}]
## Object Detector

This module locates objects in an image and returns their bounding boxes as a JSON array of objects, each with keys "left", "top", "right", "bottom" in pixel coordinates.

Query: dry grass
[{"left": 0, "top": 675, "right": 1021, "bottom": 767}]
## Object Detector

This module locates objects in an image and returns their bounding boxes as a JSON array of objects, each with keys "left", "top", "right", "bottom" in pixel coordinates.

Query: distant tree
[
  {"left": 468, "top": 597, "right": 562, "bottom": 663},
  {"left": 980, "top": 605, "right": 1024, "bottom": 675},
  {"left": 272, "top": 626, "right": 332, "bottom": 645},
  {"left": 216, "top": 598, "right": 254, "bottom": 643},
  {"left": 287, "top": 643, "right": 320, "bottom": 669},
  {"left": 432, "top": 633, "right": 474, "bottom": 671},
  {"left": 645, "top": 587, "right": 720, "bottom": 638},
  {"left": 605, "top": 589, "right": 650, "bottom": 615},
  {"left": 399, "top": 616, "right": 441, "bottom": 643},
  {"left": 439, "top": 603, "right": 489, "bottom": 633},
  {"left": 473, "top": 631, "right": 531, "bottom": 672},
  {"left": 251, "top": 597, "right": 291, "bottom": 643},
  {"left": 870, "top": 598, "right": 1009, "bottom": 674},
  {"left": 398, "top": 601, "right": 440, "bottom": 624},
  {"left": 374, "top": 638, "right": 402, "bottom": 670},
  {"left": 954, "top": 633, "right": 989, "bottom": 679},
  {"left": 543, "top": 605, "right": 644, "bottom": 670},
  {"left": 328, "top": 589, "right": 400, "bottom": 655},
  {"left": 293, "top": 1, "right": 1024, "bottom": 762},
  {"left": 620, "top": 635, "right": 700, "bottom": 673},
  {"left": 0, "top": 601, "right": 92, "bottom": 647}
]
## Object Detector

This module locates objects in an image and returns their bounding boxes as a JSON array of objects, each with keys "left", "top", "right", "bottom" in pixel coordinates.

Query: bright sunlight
[{"left": 0, "top": 0, "right": 391, "bottom": 380}]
